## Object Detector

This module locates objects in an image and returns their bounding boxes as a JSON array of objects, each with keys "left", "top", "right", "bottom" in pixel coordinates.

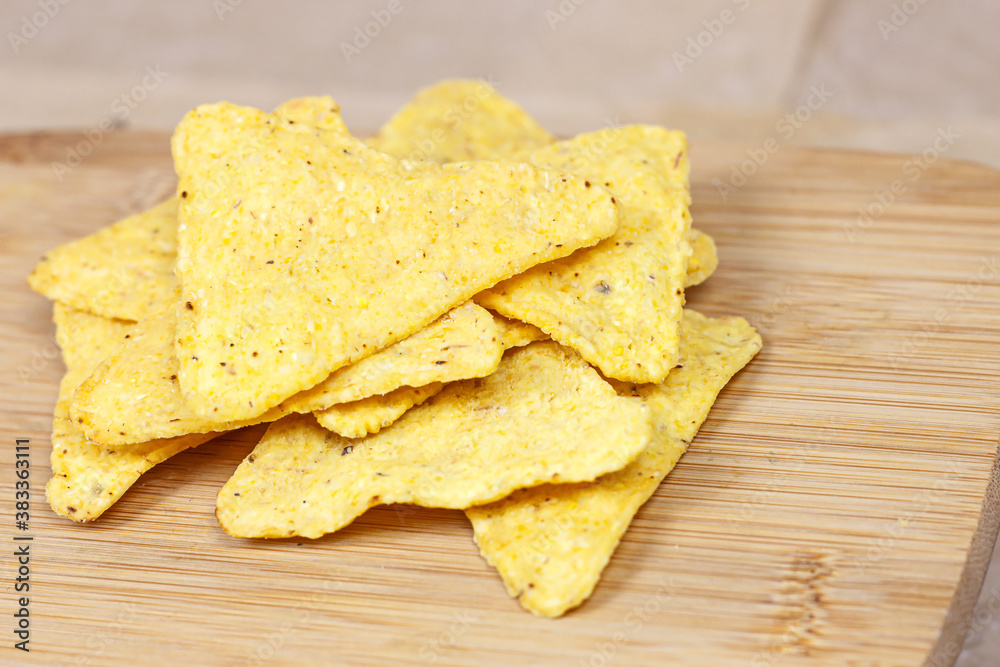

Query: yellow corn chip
[
  {"left": 27, "top": 97, "right": 350, "bottom": 323},
  {"left": 313, "top": 383, "right": 443, "bottom": 438},
  {"left": 274, "top": 96, "right": 349, "bottom": 133},
  {"left": 686, "top": 228, "right": 718, "bottom": 287},
  {"left": 28, "top": 198, "right": 178, "bottom": 321},
  {"left": 311, "top": 310, "right": 541, "bottom": 438},
  {"left": 71, "top": 301, "right": 504, "bottom": 446},
  {"left": 311, "top": 310, "right": 543, "bottom": 438},
  {"left": 217, "top": 342, "right": 652, "bottom": 539},
  {"left": 372, "top": 83, "right": 715, "bottom": 292},
  {"left": 466, "top": 310, "right": 761, "bottom": 617},
  {"left": 172, "top": 102, "right": 619, "bottom": 421},
  {"left": 369, "top": 79, "right": 553, "bottom": 163},
  {"left": 493, "top": 314, "right": 548, "bottom": 349},
  {"left": 69, "top": 301, "right": 269, "bottom": 446},
  {"left": 374, "top": 91, "right": 712, "bottom": 348},
  {"left": 46, "top": 304, "right": 216, "bottom": 522},
  {"left": 476, "top": 125, "right": 692, "bottom": 383},
  {"left": 279, "top": 301, "right": 501, "bottom": 413}
]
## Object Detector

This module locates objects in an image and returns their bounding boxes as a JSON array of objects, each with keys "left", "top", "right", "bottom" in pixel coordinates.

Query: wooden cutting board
[{"left": 1, "top": 131, "right": 998, "bottom": 667}]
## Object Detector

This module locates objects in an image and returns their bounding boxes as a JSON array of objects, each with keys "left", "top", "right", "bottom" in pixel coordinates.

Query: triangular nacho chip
[
  {"left": 369, "top": 79, "right": 554, "bottom": 163},
  {"left": 313, "top": 383, "right": 444, "bottom": 438},
  {"left": 476, "top": 125, "right": 692, "bottom": 383},
  {"left": 28, "top": 198, "right": 179, "bottom": 321},
  {"left": 466, "top": 310, "right": 761, "bottom": 617},
  {"left": 70, "top": 301, "right": 504, "bottom": 446},
  {"left": 311, "top": 309, "right": 544, "bottom": 438},
  {"left": 69, "top": 300, "right": 271, "bottom": 445},
  {"left": 686, "top": 228, "right": 718, "bottom": 287},
  {"left": 217, "top": 341, "right": 652, "bottom": 539},
  {"left": 371, "top": 84, "right": 715, "bottom": 294},
  {"left": 27, "top": 97, "right": 350, "bottom": 323},
  {"left": 279, "top": 301, "right": 501, "bottom": 413},
  {"left": 46, "top": 304, "right": 216, "bottom": 522},
  {"left": 492, "top": 314, "right": 548, "bottom": 349},
  {"left": 273, "top": 96, "right": 349, "bottom": 133},
  {"left": 173, "top": 101, "right": 620, "bottom": 421}
]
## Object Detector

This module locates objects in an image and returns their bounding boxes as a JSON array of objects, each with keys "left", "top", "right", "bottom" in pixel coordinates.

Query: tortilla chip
[
  {"left": 279, "top": 301, "right": 501, "bottom": 413},
  {"left": 27, "top": 97, "right": 350, "bottom": 323},
  {"left": 686, "top": 228, "right": 718, "bottom": 287},
  {"left": 466, "top": 309, "right": 761, "bottom": 617},
  {"left": 28, "top": 198, "right": 178, "bottom": 321},
  {"left": 71, "top": 301, "right": 504, "bottom": 446},
  {"left": 274, "top": 96, "right": 349, "bottom": 133},
  {"left": 493, "top": 314, "right": 548, "bottom": 349},
  {"left": 217, "top": 341, "right": 652, "bottom": 539},
  {"left": 68, "top": 301, "right": 269, "bottom": 446},
  {"left": 313, "top": 383, "right": 443, "bottom": 438},
  {"left": 173, "top": 101, "right": 620, "bottom": 422},
  {"left": 476, "top": 125, "right": 692, "bottom": 383},
  {"left": 372, "top": 82, "right": 714, "bottom": 292},
  {"left": 311, "top": 309, "right": 543, "bottom": 438},
  {"left": 369, "top": 79, "right": 553, "bottom": 163},
  {"left": 311, "top": 310, "right": 542, "bottom": 438},
  {"left": 46, "top": 304, "right": 216, "bottom": 522}
]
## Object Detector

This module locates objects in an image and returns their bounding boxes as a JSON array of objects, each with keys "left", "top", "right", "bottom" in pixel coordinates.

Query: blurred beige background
[
  {"left": 3, "top": 0, "right": 999, "bottom": 168},
  {"left": 2, "top": 1, "right": 998, "bottom": 664}
]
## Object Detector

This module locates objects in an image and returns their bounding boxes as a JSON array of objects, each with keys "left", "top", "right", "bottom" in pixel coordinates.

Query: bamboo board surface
[{"left": 1, "top": 131, "right": 999, "bottom": 667}]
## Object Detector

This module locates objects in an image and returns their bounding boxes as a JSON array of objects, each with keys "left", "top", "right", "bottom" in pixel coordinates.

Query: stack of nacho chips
[{"left": 29, "top": 80, "right": 761, "bottom": 617}]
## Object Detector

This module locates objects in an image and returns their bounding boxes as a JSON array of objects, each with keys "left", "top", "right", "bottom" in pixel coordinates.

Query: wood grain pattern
[{"left": 1, "top": 132, "right": 998, "bottom": 666}]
